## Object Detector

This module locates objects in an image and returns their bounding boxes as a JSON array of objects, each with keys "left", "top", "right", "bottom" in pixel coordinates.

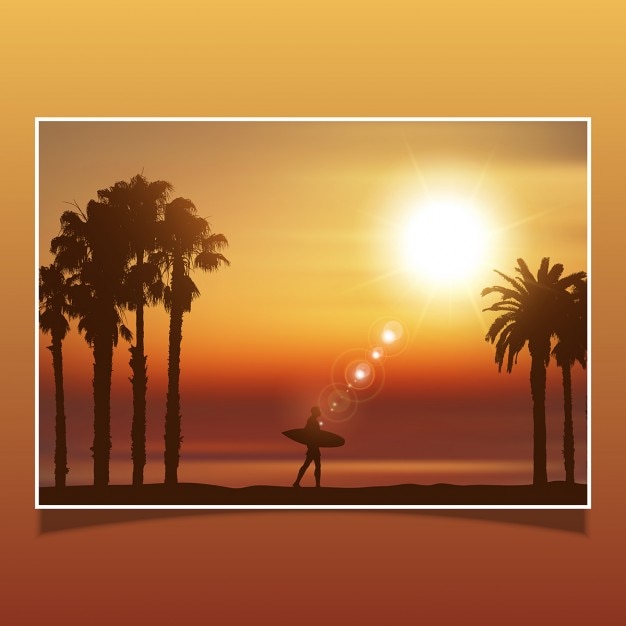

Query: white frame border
[{"left": 35, "top": 116, "right": 592, "bottom": 511}]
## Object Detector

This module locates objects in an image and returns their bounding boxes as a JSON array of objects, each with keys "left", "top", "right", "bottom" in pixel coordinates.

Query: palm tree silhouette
[
  {"left": 97, "top": 174, "right": 173, "bottom": 486},
  {"left": 39, "top": 264, "right": 74, "bottom": 488},
  {"left": 482, "top": 258, "right": 584, "bottom": 487},
  {"left": 552, "top": 278, "right": 587, "bottom": 484},
  {"left": 51, "top": 200, "right": 132, "bottom": 487},
  {"left": 150, "top": 198, "right": 229, "bottom": 485}
]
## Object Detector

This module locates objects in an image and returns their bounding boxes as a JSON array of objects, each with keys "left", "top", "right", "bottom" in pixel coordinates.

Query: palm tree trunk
[
  {"left": 164, "top": 257, "right": 184, "bottom": 486},
  {"left": 130, "top": 253, "right": 147, "bottom": 487},
  {"left": 92, "top": 333, "right": 113, "bottom": 487},
  {"left": 561, "top": 362, "right": 575, "bottom": 484},
  {"left": 49, "top": 334, "right": 68, "bottom": 488},
  {"left": 529, "top": 342, "right": 548, "bottom": 487}
]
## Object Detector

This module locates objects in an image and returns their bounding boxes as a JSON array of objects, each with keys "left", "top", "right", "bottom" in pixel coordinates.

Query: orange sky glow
[{"left": 37, "top": 119, "right": 588, "bottom": 488}]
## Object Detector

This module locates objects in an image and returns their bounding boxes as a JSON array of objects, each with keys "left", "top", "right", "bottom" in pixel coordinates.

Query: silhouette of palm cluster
[
  {"left": 482, "top": 258, "right": 587, "bottom": 486},
  {"left": 39, "top": 174, "right": 229, "bottom": 488}
]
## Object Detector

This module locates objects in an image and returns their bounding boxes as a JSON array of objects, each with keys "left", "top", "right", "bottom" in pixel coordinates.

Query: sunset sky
[{"left": 37, "top": 119, "right": 589, "bottom": 488}]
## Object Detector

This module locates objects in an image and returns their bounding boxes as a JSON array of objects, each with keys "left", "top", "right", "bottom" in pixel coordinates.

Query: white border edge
[{"left": 34, "top": 116, "right": 592, "bottom": 512}]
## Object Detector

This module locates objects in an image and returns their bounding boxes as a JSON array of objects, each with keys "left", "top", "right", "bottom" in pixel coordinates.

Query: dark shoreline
[{"left": 39, "top": 482, "right": 587, "bottom": 506}]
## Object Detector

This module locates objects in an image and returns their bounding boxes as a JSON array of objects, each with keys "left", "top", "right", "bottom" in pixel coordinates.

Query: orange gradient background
[{"left": 3, "top": 1, "right": 624, "bottom": 623}]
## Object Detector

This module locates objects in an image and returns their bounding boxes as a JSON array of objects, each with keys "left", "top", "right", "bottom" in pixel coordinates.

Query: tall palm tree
[
  {"left": 97, "top": 174, "right": 173, "bottom": 486},
  {"left": 39, "top": 264, "right": 74, "bottom": 488},
  {"left": 151, "top": 197, "right": 229, "bottom": 485},
  {"left": 552, "top": 278, "right": 587, "bottom": 484},
  {"left": 51, "top": 200, "right": 132, "bottom": 487},
  {"left": 481, "top": 258, "right": 584, "bottom": 487}
]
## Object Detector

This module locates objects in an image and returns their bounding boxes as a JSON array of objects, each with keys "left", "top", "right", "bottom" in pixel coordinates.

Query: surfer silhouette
[{"left": 293, "top": 406, "right": 322, "bottom": 488}]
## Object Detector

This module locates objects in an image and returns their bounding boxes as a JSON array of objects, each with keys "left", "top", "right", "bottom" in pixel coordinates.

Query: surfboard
[{"left": 282, "top": 428, "right": 345, "bottom": 448}]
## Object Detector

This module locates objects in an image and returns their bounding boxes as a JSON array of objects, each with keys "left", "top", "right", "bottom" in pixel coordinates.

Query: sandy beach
[{"left": 39, "top": 481, "right": 587, "bottom": 506}]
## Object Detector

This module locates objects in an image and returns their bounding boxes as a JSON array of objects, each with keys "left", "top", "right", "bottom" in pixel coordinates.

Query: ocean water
[{"left": 38, "top": 455, "right": 587, "bottom": 489}]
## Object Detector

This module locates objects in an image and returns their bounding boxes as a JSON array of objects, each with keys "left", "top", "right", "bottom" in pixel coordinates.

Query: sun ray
[
  {"left": 401, "top": 131, "right": 431, "bottom": 196},
  {"left": 408, "top": 290, "right": 436, "bottom": 345},
  {"left": 461, "top": 281, "right": 489, "bottom": 334},
  {"left": 492, "top": 203, "right": 563, "bottom": 235},
  {"left": 471, "top": 143, "right": 499, "bottom": 202},
  {"left": 341, "top": 268, "right": 404, "bottom": 295}
]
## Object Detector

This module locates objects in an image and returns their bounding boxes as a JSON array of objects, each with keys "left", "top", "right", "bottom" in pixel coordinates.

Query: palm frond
[
  {"left": 58, "top": 209, "right": 87, "bottom": 233},
  {"left": 546, "top": 262, "right": 565, "bottom": 283},
  {"left": 203, "top": 232, "right": 229, "bottom": 251},
  {"left": 39, "top": 309, "right": 70, "bottom": 339},
  {"left": 77, "top": 315, "right": 96, "bottom": 345},
  {"left": 194, "top": 251, "right": 230, "bottom": 272},
  {"left": 484, "top": 312, "right": 516, "bottom": 343},
  {"left": 163, "top": 285, "right": 172, "bottom": 312},
  {"left": 166, "top": 196, "right": 197, "bottom": 214},
  {"left": 483, "top": 303, "right": 519, "bottom": 313},
  {"left": 50, "top": 234, "right": 89, "bottom": 271},
  {"left": 557, "top": 271, "right": 587, "bottom": 291},
  {"left": 147, "top": 279, "right": 166, "bottom": 305},
  {"left": 536, "top": 257, "right": 550, "bottom": 282},
  {"left": 481, "top": 286, "right": 523, "bottom": 302},
  {"left": 493, "top": 326, "right": 514, "bottom": 370},
  {"left": 119, "top": 324, "right": 133, "bottom": 343},
  {"left": 492, "top": 269, "right": 527, "bottom": 295},
  {"left": 177, "top": 275, "right": 201, "bottom": 312},
  {"left": 515, "top": 257, "right": 535, "bottom": 284}
]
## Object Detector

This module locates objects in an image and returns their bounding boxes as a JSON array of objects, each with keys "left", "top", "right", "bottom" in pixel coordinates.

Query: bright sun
[{"left": 402, "top": 198, "right": 490, "bottom": 287}]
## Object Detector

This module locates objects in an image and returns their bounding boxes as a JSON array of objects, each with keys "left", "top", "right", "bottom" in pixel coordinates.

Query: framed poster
[{"left": 36, "top": 117, "right": 589, "bottom": 508}]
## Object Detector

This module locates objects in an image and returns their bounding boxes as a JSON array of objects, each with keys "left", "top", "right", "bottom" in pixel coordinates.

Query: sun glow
[{"left": 402, "top": 198, "right": 491, "bottom": 287}]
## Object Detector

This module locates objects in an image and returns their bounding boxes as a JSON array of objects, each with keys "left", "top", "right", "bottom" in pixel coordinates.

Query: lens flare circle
[
  {"left": 330, "top": 348, "right": 386, "bottom": 404},
  {"left": 318, "top": 384, "right": 358, "bottom": 423},
  {"left": 345, "top": 359, "right": 375, "bottom": 390},
  {"left": 368, "top": 318, "right": 409, "bottom": 357},
  {"left": 368, "top": 346, "right": 387, "bottom": 364}
]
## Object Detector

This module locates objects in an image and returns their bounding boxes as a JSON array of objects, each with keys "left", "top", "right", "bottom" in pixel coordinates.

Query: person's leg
[
  {"left": 293, "top": 457, "right": 312, "bottom": 487},
  {"left": 314, "top": 456, "right": 321, "bottom": 487}
]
